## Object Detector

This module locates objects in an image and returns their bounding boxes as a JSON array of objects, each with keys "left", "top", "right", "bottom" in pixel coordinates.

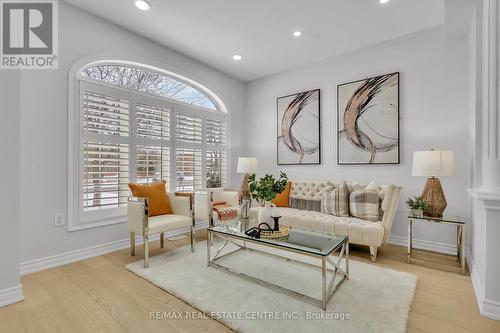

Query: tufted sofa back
[{"left": 290, "top": 181, "right": 330, "bottom": 201}]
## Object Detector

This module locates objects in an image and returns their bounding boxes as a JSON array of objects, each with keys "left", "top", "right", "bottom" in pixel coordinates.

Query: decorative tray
[{"left": 260, "top": 225, "right": 289, "bottom": 241}]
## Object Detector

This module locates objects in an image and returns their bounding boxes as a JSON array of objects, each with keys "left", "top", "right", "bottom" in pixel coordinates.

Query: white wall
[
  {"left": 0, "top": 71, "right": 23, "bottom": 305},
  {"left": 244, "top": 26, "right": 470, "bottom": 249},
  {"left": 18, "top": 2, "right": 245, "bottom": 264}
]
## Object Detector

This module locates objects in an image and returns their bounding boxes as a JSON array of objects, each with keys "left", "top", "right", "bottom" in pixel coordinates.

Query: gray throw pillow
[
  {"left": 321, "top": 182, "right": 349, "bottom": 217},
  {"left": 349, "top": 190, "right": 380, "bottom": 221}
]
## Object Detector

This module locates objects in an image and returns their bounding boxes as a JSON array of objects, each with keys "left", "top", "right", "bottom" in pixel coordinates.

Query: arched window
[
  {"left": 80, "top": 64, "right": 218, "bottom": 110},
  {"left": 69, "top": 60, "right": 228, "bottom": 230}
]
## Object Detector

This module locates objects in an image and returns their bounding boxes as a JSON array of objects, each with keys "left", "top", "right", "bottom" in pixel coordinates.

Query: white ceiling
[{"left": 65, "top": 0, "right": 444, "bottom": 82}]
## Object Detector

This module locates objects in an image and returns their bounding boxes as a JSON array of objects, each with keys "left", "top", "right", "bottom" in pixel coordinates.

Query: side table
[{"left": 407, "top": 214, "right": 465, "bottom": 275}]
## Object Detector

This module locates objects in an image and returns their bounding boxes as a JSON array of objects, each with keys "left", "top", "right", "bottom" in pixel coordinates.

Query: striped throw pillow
[
  {"left": 349, "top": 190, "right": 380, "bottom": 221},
  {"left": 321, "top": 182, "right": 349, "bottom": 217}
]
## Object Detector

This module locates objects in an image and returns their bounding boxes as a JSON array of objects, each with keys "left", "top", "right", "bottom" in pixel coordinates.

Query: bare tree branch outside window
[{"left": 81, "top": 65, "right": 217, "bottom": 110}]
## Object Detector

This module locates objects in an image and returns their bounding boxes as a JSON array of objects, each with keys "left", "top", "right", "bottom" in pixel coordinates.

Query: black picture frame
[
  {"left": 337, "top": 72, "right": 400, "bottom": 165},
  {"left": 277, "top": 89, "right": 321, "bottom": 165}
]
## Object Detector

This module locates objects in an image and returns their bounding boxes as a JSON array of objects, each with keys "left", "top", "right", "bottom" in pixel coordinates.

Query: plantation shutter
[
  {"left": 205, "top": 118, "right": 227, "bottom": 188},
  {"left": 81, "top": 85, "right": 130, "bottom": 211},
  {"left": 176, "top": 112, "right": 202, "bottom": 191},
  {"left": 136, "top": 103, "right": 171, "bottom": 184},
  {"left": 206, "top": 118, "right": 226, "bottom": 146},
  {"left": 206, "top": 150, "right": 226, "bottom": 188},
  {"left": 176, "top": 112, "right": 202, "bottom": 144},
  {"left": 176, "top": 148, "right": 202, "bottom": 191}
]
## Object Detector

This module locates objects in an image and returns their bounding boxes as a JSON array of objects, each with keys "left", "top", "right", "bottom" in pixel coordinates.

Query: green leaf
[{"left": 248, "top": 171, "right": 289, "bottom": 202}]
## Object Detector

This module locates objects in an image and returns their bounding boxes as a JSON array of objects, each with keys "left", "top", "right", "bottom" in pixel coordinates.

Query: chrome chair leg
[
  {"left": 130, "top": 232, "right": 136, "bottom": 256},
  {"left": 143, "top": 233, "right": 149, "bottom": 268},
  {"left": 191, "top": 224, "right": 195, "bottom": 252}
]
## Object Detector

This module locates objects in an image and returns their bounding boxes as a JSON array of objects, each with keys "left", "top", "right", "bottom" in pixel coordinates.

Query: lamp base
[
  {"left": 240, "top": 173, "right": 250, "bottom": 199},
  {"left": 421, "top": 177, "right": 447, "bottom": 217}
]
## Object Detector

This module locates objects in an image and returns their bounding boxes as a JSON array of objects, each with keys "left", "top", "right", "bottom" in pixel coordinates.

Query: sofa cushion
[
  {"left": 349, "top": 190, "right": 380, "bottom": 221},
  {"left": 272, "top": 181, "right": 292, "bottom": 207},
  {"left": 290, "top": 198, "right": 321, "bottom": 212},
  {"left": 321, "top": 182, "right": 349, "bottom": 217},
  {"left": 128, "top": 181, "right": 173, "bottom": 217},
  {"left": 147, "top": 214, "right": 192, "bottom": 234},
  {"left": 351, "top": 182, "right": 392, "bottom": 219},
  {"left": 350, "top": 181, "right": 382, "bottom": 196}
]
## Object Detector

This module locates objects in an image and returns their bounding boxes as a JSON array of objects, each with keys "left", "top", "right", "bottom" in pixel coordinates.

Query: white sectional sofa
[{"left": 249, "top": 181, "right": 401, "bottom": 262}]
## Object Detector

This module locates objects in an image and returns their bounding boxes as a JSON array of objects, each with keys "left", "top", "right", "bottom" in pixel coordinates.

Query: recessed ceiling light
[
  {"left": 379, "top": 0, "right": 389, "bottom": 4},
  {"left": 293, "top": 31, "right": 302, "bottom": 37},
  {"left": 232, "top": 54, "right": 242, "bottom": 61},
  {"left": 135, "top": 0, "right": 151, "bottom": 11}
]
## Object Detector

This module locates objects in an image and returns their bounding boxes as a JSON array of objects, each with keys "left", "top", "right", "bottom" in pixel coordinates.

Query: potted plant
[
  {"left": 405, "top": 195, "right": 429, "bottom": 217},
  {"left": 248, "top": 172, "right": 288, "bottom": 223}
]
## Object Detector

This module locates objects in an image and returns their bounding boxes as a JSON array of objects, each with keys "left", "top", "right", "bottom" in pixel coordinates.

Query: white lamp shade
[
  {"left": 237, "top": 157, "right": 257, "bottom": 174},
  {"left": 412, "top": 150, "right": 455, "bottom": 177}
]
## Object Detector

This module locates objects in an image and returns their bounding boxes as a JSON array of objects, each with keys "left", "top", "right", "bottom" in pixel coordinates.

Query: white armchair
[
  {"left": 194, "top": 188, "right": 240, "bottom": 227},
  {"left": 127, "top": 193, "right": 195, "bottom": 268}
]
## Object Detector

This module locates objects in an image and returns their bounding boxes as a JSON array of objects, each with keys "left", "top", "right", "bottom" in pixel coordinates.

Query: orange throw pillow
[
  {"left": 128, "top": 181, "right": 173, "bottom": 216},
  {"left": 272, "top": 181, "right": 292, "bottom": 207}
]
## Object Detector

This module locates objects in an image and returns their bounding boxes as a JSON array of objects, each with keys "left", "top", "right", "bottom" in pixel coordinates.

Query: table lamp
[
  {"left": 412, "top": 150, "right": 454, "bottom": 217},
  {"left": 237, "top": 157, "right": 257, "bottom": 199}
]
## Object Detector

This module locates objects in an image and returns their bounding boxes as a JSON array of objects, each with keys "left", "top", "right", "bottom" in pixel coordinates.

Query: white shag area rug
[{"left": 127, "top": 241, "right": 416, "bottom": 333}]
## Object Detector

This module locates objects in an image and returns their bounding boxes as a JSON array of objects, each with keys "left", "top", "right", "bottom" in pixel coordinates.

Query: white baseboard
[
  {"left": 482, "top": 298, "right": 500, "bottom": 321},
  {"left": 466, "top": 251, "right": 500, "bottom": 321},
  {"left": 20, "top": 221, "right": 208, "bottom": 276},
  {"left": 388, "top": 235, "right": 457, "bottom": 255},
  {"left": 0, "top": 283, "right": 24, "bottom": 308}
]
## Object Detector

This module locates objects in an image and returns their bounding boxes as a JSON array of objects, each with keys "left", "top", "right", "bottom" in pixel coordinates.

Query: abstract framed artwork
[
  {"left": 337, "top": 72, "right": 400, "bottom": 165},
  {"left": 277, "top": 89, "right": 320, "bottom": 165}
]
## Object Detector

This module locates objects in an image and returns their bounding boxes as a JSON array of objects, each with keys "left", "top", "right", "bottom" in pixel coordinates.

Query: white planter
[
  {"left": 411, "top": 209, "right": 424, "bottom": 217},
  {"left": 258, "top": 201, "right": 276, "bottom": 224}
]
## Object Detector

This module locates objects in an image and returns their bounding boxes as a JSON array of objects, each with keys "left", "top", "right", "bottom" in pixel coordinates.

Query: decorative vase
[
  {"left": 258, "top": 201, "right": 275, "bottom": 224},
  {"left": 411, "top": 209, "right": 423, "bottom": 217}
]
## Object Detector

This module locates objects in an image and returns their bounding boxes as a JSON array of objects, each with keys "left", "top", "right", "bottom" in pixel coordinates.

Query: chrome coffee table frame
[{"left": 207, "top": 228, "right": 349, "bottom": 311}]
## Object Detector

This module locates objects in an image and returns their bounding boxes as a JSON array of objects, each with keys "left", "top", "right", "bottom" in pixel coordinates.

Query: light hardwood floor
[{"left": 1, "top": 230, "right": 499, "bottom": 333}]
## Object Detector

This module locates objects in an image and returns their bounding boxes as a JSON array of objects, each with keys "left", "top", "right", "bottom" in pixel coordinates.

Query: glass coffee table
[{"left": 207, "top": 219, "right": 349, "bottom": 310}]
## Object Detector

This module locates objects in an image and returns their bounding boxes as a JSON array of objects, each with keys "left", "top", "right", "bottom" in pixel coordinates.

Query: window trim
[{"left": 68, "top": 57, "right": 231, "bottom": 231}]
